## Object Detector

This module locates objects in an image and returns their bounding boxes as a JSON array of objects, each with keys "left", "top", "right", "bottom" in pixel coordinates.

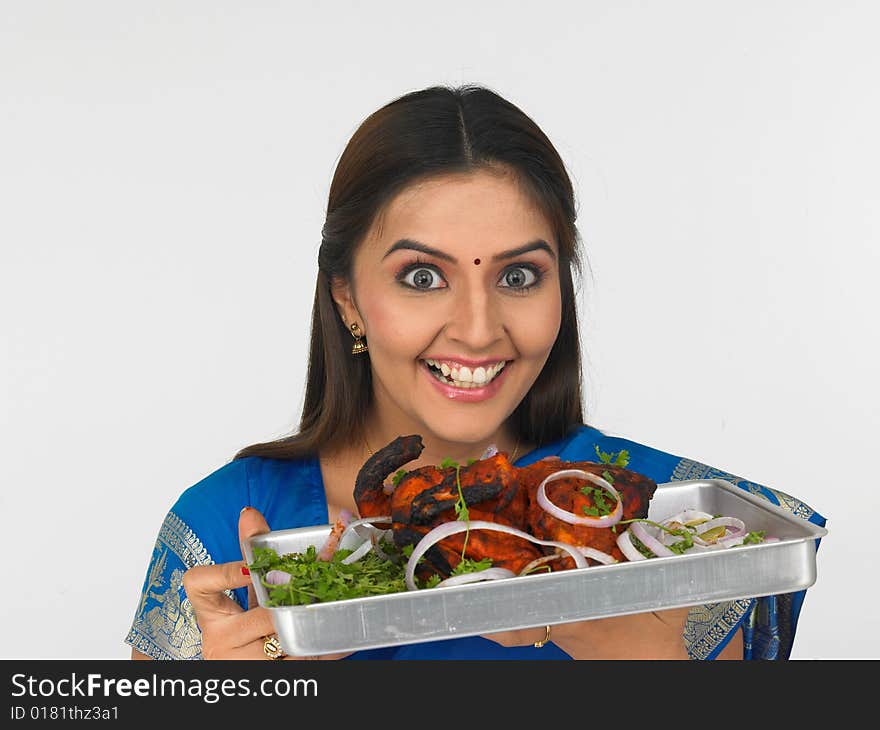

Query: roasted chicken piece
[
  {"left": 518, "top": 460, "right": 657, "bottom": 566},
  {"left": 354, "top": 435, "right": 541, "bottom": 577},
  {"left": 352, "top": 434, "right": 657, "bottom": 579}
]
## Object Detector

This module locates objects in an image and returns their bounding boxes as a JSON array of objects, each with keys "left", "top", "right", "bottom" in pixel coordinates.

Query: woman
[{"left": 126, "top": 84, "right": 825, "bottom": 661}]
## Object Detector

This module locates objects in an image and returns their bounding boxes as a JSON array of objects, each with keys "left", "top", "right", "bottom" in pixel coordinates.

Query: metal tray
[{"left": 244, "top": 479, "right": 827, "bottom": 656}]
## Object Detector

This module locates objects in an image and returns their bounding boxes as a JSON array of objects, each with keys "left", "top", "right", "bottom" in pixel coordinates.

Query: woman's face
[{"left": 333, "top": 169, "right": 562, "bottom": 456}]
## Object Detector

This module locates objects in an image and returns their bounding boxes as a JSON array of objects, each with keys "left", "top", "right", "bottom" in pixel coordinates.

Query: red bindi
[{"left": 474, "top": 258, "right": 481, "bottom": 265}]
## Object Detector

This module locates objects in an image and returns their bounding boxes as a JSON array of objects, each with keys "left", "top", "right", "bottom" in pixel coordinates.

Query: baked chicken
[{"left": 353, "top": 434, "right": 657, "bottom": 579}]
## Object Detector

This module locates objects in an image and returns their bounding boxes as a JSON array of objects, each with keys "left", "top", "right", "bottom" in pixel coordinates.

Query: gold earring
[{"left": 350, "top": 322, "right": 368, "bottom": 355}]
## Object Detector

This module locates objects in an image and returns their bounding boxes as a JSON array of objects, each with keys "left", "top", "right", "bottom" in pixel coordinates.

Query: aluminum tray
[{"left": 244, "top": 479, "right": 826, "bottom": 656}]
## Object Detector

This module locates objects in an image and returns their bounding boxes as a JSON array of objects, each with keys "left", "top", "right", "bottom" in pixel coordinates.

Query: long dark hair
[{"left": 234, "top": 84, "right": 585, "bottom": 462}]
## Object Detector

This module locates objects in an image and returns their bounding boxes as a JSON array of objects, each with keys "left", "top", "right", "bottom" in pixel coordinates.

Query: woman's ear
[{"left": 329, "top": 276, "right": 361, "bottom": 328}]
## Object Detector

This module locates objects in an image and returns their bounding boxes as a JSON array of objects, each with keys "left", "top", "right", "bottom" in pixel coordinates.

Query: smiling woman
[{"left": 125, "top": 84, "right": 825, "bottom": 662}]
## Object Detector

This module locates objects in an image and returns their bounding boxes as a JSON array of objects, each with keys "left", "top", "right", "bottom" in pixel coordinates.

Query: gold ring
[
  {"left": 534, "top": 625, "right": 552, "bottom": 649},
  {"left": 262, "top": 634, "right": 286, "bottom": 660}
]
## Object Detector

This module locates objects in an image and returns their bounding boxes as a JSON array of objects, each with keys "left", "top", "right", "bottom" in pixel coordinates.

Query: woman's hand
[
  {"left": 181, "top": 507, "right": 350, "bottom": 660},
  {"left": 482, "top": 608, "right": 696, "bottom": 659}
]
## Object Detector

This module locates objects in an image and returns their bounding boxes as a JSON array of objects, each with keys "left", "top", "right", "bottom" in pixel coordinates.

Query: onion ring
[
  {"left": 536, "top": 469, "right": 622, "bottom": 528},
  {"left": 435, "top": 567, "right": 516, "bottom": 588},
  {"left": 630, "top": 522, "right": 676, "bottom": 557},
  {"left": 575, "top": 545, "right": 618, "bottom": 565},
  {"left": 340, "top": 538, "right": 374, "bottom": 565},
  {"left": 519, "top": 554, "right": 563, "bottom": 575},
  {"left": 616, "top": 529, "right": 647, "bottom": 561},
  {"left": 338, "top": 515, "right": 392, "bottom": 548},
  {"left": 404, "top": 520, "right": 589, "bottom": 591}
]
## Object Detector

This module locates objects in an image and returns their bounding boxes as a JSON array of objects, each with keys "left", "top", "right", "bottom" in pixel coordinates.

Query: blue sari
[{"left": 126, "top": 425, "right": 826, "bottom": 660}]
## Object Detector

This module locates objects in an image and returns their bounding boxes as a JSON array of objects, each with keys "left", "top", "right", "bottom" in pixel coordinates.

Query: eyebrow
[{"left": 382, "top": 238, "right": 557, "bottom": 263}]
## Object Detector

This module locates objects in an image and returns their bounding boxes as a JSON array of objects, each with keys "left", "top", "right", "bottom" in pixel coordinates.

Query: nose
[{"left": 443, "top": 282, "right": 506, "bottom": 351}]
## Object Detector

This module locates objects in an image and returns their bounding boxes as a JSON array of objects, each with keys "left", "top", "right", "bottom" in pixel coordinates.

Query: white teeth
[
  {"left": 423, "top": 359, "right": 508, "bottom": 388},
  {"left": 455, "top": 366, "right": 473, "bottom": 382}
]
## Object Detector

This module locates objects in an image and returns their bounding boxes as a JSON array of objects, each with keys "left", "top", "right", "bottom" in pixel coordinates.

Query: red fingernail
[{"left": 241, "top": 567, "right": 250, "bottom": 576}]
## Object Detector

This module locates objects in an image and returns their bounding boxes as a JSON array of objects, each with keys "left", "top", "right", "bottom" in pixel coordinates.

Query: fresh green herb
[
  {"left": 618, "top": 517, "right": 694, "bottom": 555},
  {"left": 248, "top": 545, "right": 414, "bottom": 606},
  {"left": 619, "top": 517, "right": 680, "bottom": 534},
  {"left": 666, "top": 528, "right": 695, "bottom": 554},
  {"left": 579, "top": 484, "right": 614, "bottom": 517},
  {"left": 391, "top": 469, "right": 408, "bottom": 487},
  {"left": 451, "top": 463, "right": 470, "bottom": 557},
  {"left": 422, "top": 574, "right": 442, "bottom": 589},
  {"left": 602, "top": 470, "right": 615, "bottom": 485},
  {"left": 450, "top": 557, "right": 493, "bottom": 576},
  {"left": 743, "top": 530, "right": 766, "bottom": 544},
  {"left": 425, "top": 557, "right": 495, "bottom": 587},
  {"left": 467, "top": 458, "right": 478, "bottom": 466},
  {"left": 451, "top": 465, "right": 469, "bottom": 523},
  {"left": 628, "top": 533, "right": 655, "bottom": 559},
  {"left": 594, "top": 444, "right": 630, "bottom": 468},
  {"left": 438, "top": 457, "right": 472, "bottom": 558},
  {"left": 520, "top": 564, "right": 553, "bottom": 576}
]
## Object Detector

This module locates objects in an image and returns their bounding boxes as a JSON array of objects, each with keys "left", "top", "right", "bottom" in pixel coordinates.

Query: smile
[{"left": 420, "top": 358, "right": 508, "bottom": 389}]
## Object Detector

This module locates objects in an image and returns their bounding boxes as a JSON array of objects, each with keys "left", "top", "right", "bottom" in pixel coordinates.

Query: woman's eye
[
  {"left": 400, "top": 266, "right": 445, "bottom": 290},
  {"left": 499, "top": 266, "right": 538, "bottom": 289}
]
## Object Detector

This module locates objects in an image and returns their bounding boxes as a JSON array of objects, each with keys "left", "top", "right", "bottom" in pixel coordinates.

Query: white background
[{"left": 2, "top": 1, "right": 877, "bottom": 659}]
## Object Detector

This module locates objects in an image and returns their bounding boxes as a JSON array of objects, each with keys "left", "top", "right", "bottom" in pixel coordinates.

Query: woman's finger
[
  {"left": 238, "top": 506, "right": 270, "bottom": 610},
  {"left": 198, "top": 608, "right": 277, "bottom": 659},
  {"left": 182, "top": 561, "right": 251, "bottom": 618}
]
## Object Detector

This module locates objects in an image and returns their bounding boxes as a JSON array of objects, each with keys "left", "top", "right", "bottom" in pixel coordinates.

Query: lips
[{"left": 420, "top": 358, "right": 512, "bottom": 402}]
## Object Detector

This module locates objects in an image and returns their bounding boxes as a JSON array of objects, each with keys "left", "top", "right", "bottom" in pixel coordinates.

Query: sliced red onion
[
  {"left": 264, "top": 570, "right": 292, "bottom": 585},
  {"left": 370, "top": 529, "right": 398, "bottom": 563},
  {"left": 339, "top": 515, "right": 392, "bottom": 547},
  {"left": 519, "top": 554, "right": 563, "bottom": 575},
  {"left": 616, "top": 529, "right": 647, "bottom": 561},
  {"left": 662, "top": 509, "right": 714, "bottom": 525},
  {"left": 340, "top": 538, "right": 374, "bottom": 565},
  {"left": 435, "top": 567, "right": 516, "bottom": 588},
  {"left": 575, "top": 546, "right": 618, "bottom": 565},
  {"left": 404, "top": 520, "right": 589, "bottom": 591},
  {"left": 630, "top": 522, "right": 676, "bottom": 557},
  {"left": 695, "top": 516, "right": 745, "bottom": 537},
  {"left": 536, "top": 469, "right": 622, "bottom": 528}
]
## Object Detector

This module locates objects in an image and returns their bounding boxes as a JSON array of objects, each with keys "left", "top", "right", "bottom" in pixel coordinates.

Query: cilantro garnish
[
  {"left": 743, "top": 530, "right": 766, "bottom": 544},
  {"left": 391, "top": 469, "right": 408, "bottom": 487},
  {"left": 618, "top": 518, "right": 695, "bottom": 555},
  {"left": 594, "top": 444, "right": 630, "bottom": 467},
  {"left": 579, "top": 484, "right": 614, "bottom": 517},
  {"left": 437, "top": 457, "right": 471, "bottom": 556},
  {"left": 450, "top": 462, "right": 470, "bottom": 557},
  {"left": 628, "top": 533, "right": 655, "bottom": 559},
  {"left": 450, "top": 557, "right": 493, "bottom": 576},
  {"left": 248, "top": 545, "right": 415, "bottom": 606}
]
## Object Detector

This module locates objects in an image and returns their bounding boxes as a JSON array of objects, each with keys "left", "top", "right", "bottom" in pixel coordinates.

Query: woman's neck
[{"left": 361, "top": 415, "right": 522, "bottom": 470}]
